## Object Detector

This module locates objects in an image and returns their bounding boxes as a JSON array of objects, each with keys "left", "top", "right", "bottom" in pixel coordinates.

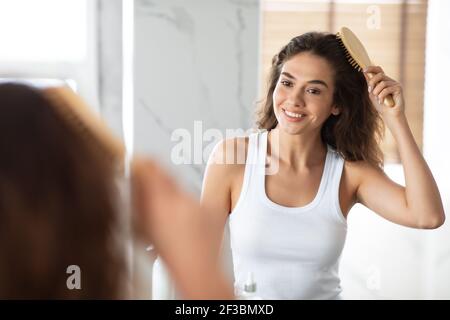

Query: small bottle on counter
[{"left": 235, "top": 271, "right": 262, "bottom": 300}]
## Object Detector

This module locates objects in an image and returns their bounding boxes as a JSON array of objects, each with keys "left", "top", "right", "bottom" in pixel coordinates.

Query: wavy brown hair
[
  {"left": 0, "top": 83, "right": 126, "bottom": 299},
  {"left": 256, "top": 31, "right": 384, "bottom": 168}
]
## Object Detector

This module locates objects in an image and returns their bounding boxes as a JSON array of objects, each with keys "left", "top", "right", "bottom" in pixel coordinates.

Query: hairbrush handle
[
  {"left": 336, "top": 27, "right": 396, "bottom": 109},
  {"left": 383, "top": 94, "right": 395, "bottom": 108},
  {"left": 366, "top": 71, "right": 395, "bottom": 108}
]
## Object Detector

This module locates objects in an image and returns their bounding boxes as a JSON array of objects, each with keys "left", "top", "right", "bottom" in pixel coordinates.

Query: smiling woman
[
  {"left": 201, "top": 31, "right": 445, "bottom": 300},
  {"left": 256, "top": 32, "right": 383, "bottom": 168},
  {"left": 273, "top": 54, "right": 337, "bottom": 134}
]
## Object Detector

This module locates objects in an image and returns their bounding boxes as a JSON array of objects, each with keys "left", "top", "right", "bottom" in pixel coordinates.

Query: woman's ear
[{"left": 331, "top": 105, "right": 341, "bottom": 116}]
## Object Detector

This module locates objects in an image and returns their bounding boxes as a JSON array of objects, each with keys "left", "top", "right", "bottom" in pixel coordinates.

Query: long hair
[
  {"left": 256, "top": 31, "right": 384, "bottom": 168},
  {"left": 0, "top": 83, "right": 126, "bottom": 299}
]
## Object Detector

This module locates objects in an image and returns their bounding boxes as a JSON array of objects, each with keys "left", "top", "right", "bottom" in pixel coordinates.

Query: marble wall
[
  {"left": 98, "top": 0, "right": 124, "bottom": 140},
  {"left": 134, "top": 0, "right": 260, "bottom": 194}
]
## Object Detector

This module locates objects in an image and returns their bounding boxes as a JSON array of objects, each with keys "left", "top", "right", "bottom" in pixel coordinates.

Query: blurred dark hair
[
  {"left": 256, "top": 31, "right": 384, "bottom": 168},
  {"left": 0, "top": 83, "right": 126, "bottom": 299}
]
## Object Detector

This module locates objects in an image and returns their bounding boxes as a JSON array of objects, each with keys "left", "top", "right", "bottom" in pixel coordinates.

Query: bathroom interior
[{"left": 1, "top": 0, "right": 449, "bottom": 299}]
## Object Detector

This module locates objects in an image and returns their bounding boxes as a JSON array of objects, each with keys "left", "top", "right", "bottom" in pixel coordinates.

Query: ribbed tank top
[{"left": 229, "top": 130, "right": 347, "bottom": 300}]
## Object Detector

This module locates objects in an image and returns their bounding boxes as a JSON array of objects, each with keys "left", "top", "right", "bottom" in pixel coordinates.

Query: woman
[
  {"left": 0, "top": 83, "right": 125, "bottom": 298},
  {"left": 201, "top": 32, "right": 445, "bottom": 299},
  {"left": 0, "top": 83, "right": 233, "bottom": 299}
]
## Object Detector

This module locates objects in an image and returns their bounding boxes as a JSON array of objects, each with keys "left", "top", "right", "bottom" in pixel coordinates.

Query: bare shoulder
[
  {"left": 202, "top": 136, "right": 250, "bottom": 215},
  {"left": 344, "top": 159, "right": 384, "bottom": 179},
  {"left": 342, "top": 159, "right": 386, "bottom": 204},
  {"left": 208, "top": 136, "right": 249, "bottom": 168},
  {"left": 204, "top": 136, "right": 250, "bottom": 186}
]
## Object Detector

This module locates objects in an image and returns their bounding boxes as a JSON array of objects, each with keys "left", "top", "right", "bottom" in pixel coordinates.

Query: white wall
[
  {"left": 340, "top": 166, "right": 428, "bottom": 299},
  {"left": 422, "top": 0, "right": 450, "bottom": 299}
]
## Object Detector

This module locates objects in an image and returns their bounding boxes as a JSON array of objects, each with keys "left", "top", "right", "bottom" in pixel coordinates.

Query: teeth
[{"left": 284, "top": 110, "right": 305, "bottom": 118}]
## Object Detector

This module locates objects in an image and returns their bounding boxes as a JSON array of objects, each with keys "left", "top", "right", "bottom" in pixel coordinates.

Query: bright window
[
  {"left": 0, "top": 0, "right": 99, "bottom": 111},
  {"left": 0, "top": 0, "right": 88, "bottom": 62}
]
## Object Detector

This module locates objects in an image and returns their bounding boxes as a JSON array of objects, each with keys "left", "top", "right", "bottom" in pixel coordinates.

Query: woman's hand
[
  {"left": 131, "top": 158, "right": 234, "bottom": 299},
  {"left": 363, "top": 65, "right": 405, "bottom": 120},
  {"left": 131, "top": 158, "right": 210, "bottom": 261}
]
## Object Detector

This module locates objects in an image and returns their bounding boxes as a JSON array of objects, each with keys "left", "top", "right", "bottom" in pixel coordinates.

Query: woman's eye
[
  {"left": 280, "top": 80, "right": 293, "bottom": 87},
  {"left": 307, "top": 88, "right": 321, "bottom": 95}
]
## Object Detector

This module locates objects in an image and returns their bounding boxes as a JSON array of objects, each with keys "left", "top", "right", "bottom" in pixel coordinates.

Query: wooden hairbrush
[
  {"left": 336, "top": 26, "right": 395, "bottom": 108},
  {"left": 42, "top": 86, "right": 127, "bottom": 171}
]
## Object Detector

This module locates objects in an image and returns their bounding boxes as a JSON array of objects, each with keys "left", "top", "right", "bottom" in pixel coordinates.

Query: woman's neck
[{"left": 268, "top": 127, "right": 327, "bottom": 170}]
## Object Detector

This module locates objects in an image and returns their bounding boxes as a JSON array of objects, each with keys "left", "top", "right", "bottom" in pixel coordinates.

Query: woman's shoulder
[
  {"left": 327, "top": 145, "right": 381, "bottom": 173},
  {"left": 341, "top": 158, "right": 384, "bottom": 192},
  {"left": 343, "top": 158, "right": 382, "bottom": 173},
  {"left": 207, "top": 135, "right": 251, "bottom": 169},
  {"left": 203, "top": 135, "right": 252, "bottom": 194}
]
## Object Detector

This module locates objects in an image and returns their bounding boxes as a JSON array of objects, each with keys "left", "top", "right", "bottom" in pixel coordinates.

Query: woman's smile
[{"left": 282, "top": 108, "right": 307, "bottom": 122}]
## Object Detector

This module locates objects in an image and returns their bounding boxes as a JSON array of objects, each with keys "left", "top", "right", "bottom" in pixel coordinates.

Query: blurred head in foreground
[{"left": 0, "top": 83, "right": 126, "bottom": 299}]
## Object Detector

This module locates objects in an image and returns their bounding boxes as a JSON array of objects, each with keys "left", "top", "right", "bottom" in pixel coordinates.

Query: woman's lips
[{"left": 282, "top": 108, "right": 307, "bottom": 122}]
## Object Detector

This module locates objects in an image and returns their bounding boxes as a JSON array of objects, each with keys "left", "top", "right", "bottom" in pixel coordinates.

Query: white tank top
[{"left": 229, "top": 130, "right": 347, "bottom": 300}]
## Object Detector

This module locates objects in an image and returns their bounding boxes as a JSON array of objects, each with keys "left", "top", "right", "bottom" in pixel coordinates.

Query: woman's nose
[{"left": 286, "top": 93, "right": 305, "bottom": 108}]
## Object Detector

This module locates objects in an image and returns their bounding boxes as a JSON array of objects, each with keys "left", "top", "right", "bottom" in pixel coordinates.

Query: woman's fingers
[
  {"left": 363, "top": 66, "right": 404, "bottom": 112},
  {"left": 371, "top": 79, "right": 396, "bottom": 97},
  {"left": 362, "top": 66, "right": 398, "bottom": 103},
  {"left": 364, "top": 65, "right": 393, "bottom": 90},
  {"left": 363, "top": 65, "right": 383, "bottom": 74},
  {"left": 367, "top": 72, "right": 385, "bottom": 92},
  {"left": 378, "top": 84, "right": 401, "bottom": 104}
]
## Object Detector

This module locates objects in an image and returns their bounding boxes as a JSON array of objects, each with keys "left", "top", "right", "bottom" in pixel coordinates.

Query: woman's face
[{"left": 272, "top": 52, "right": 340, "bottom": 135}]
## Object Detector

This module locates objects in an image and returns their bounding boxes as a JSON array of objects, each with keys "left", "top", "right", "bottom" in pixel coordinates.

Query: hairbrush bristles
[
  {"left": 336, "top": 27, "right": 395, "bottom": 107},
  {"left": 336, "top": 32, "right": 362, "bottom": 72}
]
